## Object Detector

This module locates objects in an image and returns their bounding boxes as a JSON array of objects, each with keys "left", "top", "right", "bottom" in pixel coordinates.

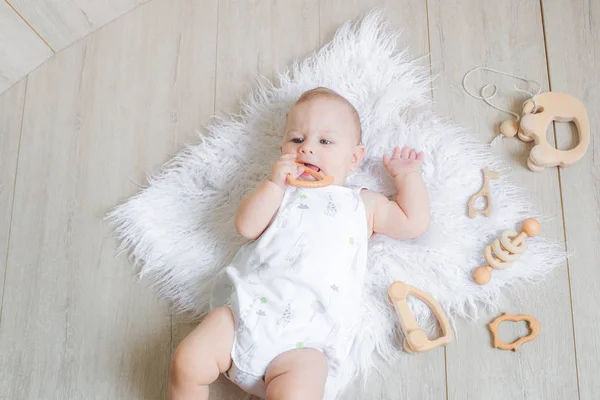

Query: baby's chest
[{"left": 275, "top": 188, "right": 365, "bottom": 232}]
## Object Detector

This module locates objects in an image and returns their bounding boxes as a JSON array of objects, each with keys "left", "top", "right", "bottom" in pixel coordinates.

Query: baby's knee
[
  {"left": 265, "top": 349, "right": 329, "bottom": 400},
  {"left": 170, "top": 344, "right": 219, "bottom": 388}
]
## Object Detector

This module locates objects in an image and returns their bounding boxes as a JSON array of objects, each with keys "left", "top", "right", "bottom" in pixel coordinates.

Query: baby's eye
[
  {"left": 292, "top": 138, "right": 304, "bottom": 144},
  {"left": 320, "top": 139, "right": 332, "bottom": 145}
]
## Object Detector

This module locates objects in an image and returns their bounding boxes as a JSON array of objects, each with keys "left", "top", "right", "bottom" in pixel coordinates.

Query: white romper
[{"left": 210, "top": 184, "right": 368, "bottom": 399}]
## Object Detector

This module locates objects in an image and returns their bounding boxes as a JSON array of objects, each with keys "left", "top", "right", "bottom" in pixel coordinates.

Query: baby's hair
[{"left": 294, "top": 87, "right": 362, "bottom": 144}]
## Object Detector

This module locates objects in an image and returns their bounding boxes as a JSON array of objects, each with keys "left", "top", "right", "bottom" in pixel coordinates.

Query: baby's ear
[{"left": 351, "top": 144, "right": 366, "bottom": 172}]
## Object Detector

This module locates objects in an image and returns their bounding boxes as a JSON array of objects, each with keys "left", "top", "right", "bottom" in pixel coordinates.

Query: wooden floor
[{"left": 0, "top": 0, "right": 598, "bottom": 399}]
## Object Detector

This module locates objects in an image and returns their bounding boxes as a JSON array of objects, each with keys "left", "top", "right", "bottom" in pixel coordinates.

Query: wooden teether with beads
[
  {"left": 499, "top": 92, "right": 590, "bottom": 172},
  {"left": 287, "top": 162, "right": 334, "bottom": 188},
  {"left": 387, "top": 281, "right": 453, "bottom": 353},
  {"left": 473, "top": 218, "right": 541, "bottom": 285},
  {"left": 488, "top": 313, "right": 540, "bottom": 351}
]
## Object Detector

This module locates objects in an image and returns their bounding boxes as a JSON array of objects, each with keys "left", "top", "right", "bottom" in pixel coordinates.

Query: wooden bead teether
[
  {"left": 473, "top": 218, "right": 541, "bottom": 285},
  {"left": 287, "top": 162, "right": 334, "bottom": 188},
  {"left": 387, "top": 281, "right": 453, "bottom": 353}
]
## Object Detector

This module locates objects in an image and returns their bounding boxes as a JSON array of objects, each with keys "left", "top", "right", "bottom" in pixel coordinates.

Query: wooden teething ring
[
  {"left": 488, "top": 312, "right": 540, "bottom": 352},
  {"left": 287, "top": 162, "right": 334, "bottom": 188},
  {"left": 387, "top": 281, "right": 453, "bottom": 353}
]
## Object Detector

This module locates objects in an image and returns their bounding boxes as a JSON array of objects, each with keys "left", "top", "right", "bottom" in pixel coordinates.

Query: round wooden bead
[
  {"left": 522, "top": 218, "right": 541, "bottom": 237},
  {"left": 473, "top": 266, "right": 492, "bottom": 285},
  {"left": 500, "top": 119, "right": 519, "bottom": 137}
]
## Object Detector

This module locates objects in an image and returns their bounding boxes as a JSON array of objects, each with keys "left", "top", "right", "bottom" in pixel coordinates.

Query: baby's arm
[
  {"left": 235, "top": 154, "right": 304, "bottom": 240},
  {"left": 363, "top": 146, "right": 430, "bottom": 239}
]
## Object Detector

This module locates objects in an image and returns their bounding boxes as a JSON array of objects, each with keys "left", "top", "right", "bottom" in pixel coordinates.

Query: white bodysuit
[{"left": 210, "top": 184, "right": 368, "bottom": 399}]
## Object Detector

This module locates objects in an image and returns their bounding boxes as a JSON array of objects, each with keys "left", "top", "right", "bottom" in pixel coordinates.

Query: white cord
[
  {"left": 462, "top": 66, "right": 542, "bottom": 121},
  {"left": 462, "top": 66, "right": 542, "bottom": 145}
]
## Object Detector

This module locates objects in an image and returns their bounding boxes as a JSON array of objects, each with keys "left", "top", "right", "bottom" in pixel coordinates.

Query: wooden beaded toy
[{"left": 473, "top": 218, "right": 541, "bottom": 285}]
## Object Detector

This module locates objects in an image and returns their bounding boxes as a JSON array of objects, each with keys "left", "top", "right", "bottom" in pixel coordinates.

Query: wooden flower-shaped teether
[{"left": 488, "top": 312, "right": 540, "bottom": 352}]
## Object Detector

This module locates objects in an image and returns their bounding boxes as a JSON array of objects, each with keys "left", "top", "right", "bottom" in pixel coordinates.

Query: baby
[{"left": 169, "top": 87, "right": 431, "bottom": 400}]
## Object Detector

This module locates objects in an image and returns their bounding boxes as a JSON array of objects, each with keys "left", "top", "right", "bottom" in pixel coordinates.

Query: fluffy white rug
[{"left": 109, "top": 10, "right": 565, "bottom": 399}]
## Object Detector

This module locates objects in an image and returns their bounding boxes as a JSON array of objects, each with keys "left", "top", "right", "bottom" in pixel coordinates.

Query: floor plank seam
[
  {"left": 0, "top": 76, "right": 28, "bottom": 328},
  {"left": 538, "top": 1, "right": 582, "bottom": 398},
  {"left": 4, "top": 0, "right": 56, "bottom": 52}
]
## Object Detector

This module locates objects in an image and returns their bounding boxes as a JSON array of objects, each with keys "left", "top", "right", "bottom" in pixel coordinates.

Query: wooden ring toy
[
  {"left": 287, "top": 162, "right": 334, "bottom": 188},
  {"left": 387, "top": 281, "right": 453, "bottom": 353},
  {"left": 500, "top": 92, "right": 590, "bottom": 172},
  {"left": 488, "top": 312, "right": 540, "bottom": 352},
  {"left": 473, "top": 218, "right": 540, "bottom": 285}
]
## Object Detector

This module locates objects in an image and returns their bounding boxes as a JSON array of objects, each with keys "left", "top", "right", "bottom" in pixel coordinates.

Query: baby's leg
[
  {"left": 264, "top": 348, "right": 329, "bottom": 400},
  {"left": 169, "top": 306, "right": 235, "bottom": 400}
]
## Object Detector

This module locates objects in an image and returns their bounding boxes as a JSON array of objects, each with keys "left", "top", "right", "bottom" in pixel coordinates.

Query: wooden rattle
[
  {"left": 473, "top": 218, "right": 541, "bottom": 285},
  {"left": 387, "top": 281, "right": 453, "bottom": 353},
  {"left": 499, "top": 92, "right": 590, "bottom": 172},
  {"left": 287, "top": 162, "right": 334, "bottom": 188},
  {"left": 488, "top": 313, "right": 540, "bottom": 351},
  {"left": 468, "top": 167, "right": 500, "bottom": 218}
]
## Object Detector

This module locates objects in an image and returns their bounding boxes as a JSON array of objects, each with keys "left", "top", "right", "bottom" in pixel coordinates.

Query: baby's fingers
[
  {"left": 409, "top": 149, "right": 417, "bottom": 160},
  {"left": 416, "top": 151, "right": 425, "bottom": 161},
  {"left": 400, "top": 146, "right": 410, "bottom": 159},
  {"left": 383, "top": 154, "right": 390, "bottom": 167}
]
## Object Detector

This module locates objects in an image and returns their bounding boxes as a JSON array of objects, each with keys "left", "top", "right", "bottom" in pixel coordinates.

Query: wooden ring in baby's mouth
[{"left": 287, "top": 162, "right": 334, "bottom": 188}]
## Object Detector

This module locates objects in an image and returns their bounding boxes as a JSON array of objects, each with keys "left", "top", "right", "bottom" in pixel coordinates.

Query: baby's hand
[
  {"left": 383, "top": 146, "right": 424, "bottom": 177},
  {"left": 269, "top": 154, "right": 305, "bottom": 190}
]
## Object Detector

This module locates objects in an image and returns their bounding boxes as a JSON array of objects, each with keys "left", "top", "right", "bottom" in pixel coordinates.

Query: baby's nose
[{"left": 299, "top": 145, "right": 314, "bottom": 154}]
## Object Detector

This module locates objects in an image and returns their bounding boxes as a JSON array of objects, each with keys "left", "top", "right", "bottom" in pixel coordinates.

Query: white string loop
[
  {"left": 462, "top": 66, "right": 542, "bottom": 145},
  {"left": 462, "top": 66, "right": 542, "bottom": 121}
]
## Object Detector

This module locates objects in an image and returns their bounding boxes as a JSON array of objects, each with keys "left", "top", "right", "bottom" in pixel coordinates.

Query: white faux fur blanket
[{"left": 109, "top": 10, "right": 565, "bottom": 399}]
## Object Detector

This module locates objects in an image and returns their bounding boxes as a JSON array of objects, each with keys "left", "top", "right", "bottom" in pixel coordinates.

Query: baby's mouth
[
  {"left": 302, "top": 163, "right": 321, "bottom": 173},
  {"left": 298, "top": 163, "right": 320, "bottom": 181}
]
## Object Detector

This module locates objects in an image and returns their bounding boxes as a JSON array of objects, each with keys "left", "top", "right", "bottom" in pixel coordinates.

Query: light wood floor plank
[
  {"left": 0, "top": 0, "right": 219, "bottom": 398},
  {"left": 0, "top": 79, "right": 26, "bottom": 320},
  {"left": 213, "top": 0, "right": 320, "bottom": 117},
  {"left": 319, "top": 2, "right": 446, "bottom": 399},
  {"left": 427, "top": 0, "right": 579, "bottom": 398},
  {"left": 0, "top": 2, "right": 52, "bottom": 94},
  {"left": 7, "top": 0, "right": 150, "bottom": 52},
  {"left": 541, "top": 1, "right": 600, "bottom": 398}
]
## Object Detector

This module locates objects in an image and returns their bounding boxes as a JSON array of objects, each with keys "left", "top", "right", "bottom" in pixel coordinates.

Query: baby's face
[{"left": 281, "top": 96, "right": 364, "bottom": 185}]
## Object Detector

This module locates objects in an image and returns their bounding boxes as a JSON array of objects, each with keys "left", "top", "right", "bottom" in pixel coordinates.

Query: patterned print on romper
[
  {"left": 324, "top": 192, "right": 338, "bottom": 217},
  {"left": 297, "top": 203, "right": 309, "bottom": 227},
  {"left": 237, "top": 296, "right": 261, "bottom": 332},
  {"left": 236, "top": 343, "right": 256, "bottom": 367},
  {"left": 285, "top": 233, "right": 306, "bottom": 274},
  {"left": 277, "top": 301, "right": 293, "bottom": 330}
]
